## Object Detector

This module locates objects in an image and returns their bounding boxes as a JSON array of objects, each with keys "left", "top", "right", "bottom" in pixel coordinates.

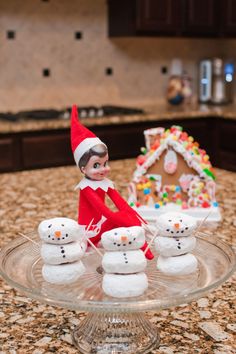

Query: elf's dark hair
[{"left": 79, "top": 144, "right": 108, "bottom": 170}]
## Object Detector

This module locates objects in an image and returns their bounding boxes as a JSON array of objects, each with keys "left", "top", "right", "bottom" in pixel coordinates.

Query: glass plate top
[{"left": 0, "top": 233, "right": 235, "bottom": 313}]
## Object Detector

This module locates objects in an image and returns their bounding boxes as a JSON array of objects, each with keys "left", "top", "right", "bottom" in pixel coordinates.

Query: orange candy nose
[
  {"left": 121, "top": 236, "right": 128, "bottom": 242},
  {"left": 174, "top": 223, "right": 180, "bottom": 229},
  {"left": 55, "top": 231, "right": 61, "bottom": 238}
]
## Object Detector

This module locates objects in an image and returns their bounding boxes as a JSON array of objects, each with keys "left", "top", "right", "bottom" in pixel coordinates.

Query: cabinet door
[
  {"left": 22, "top": 131, "right": 74, "bottom": 169},
  {"left": 0, "top": 137, "right": 20, "bottom": 172},
  {"left": 221, "top": 0, "right": 236, "bottom": 36},
  {"left": 218, "top": 120, "right": 236, "bottom": 171},
  {"left": 182, "top": 0, "right": 219, "bottom": 37},
  {"left": 136, "top": 0, "right": 181, "bottom": 35}
]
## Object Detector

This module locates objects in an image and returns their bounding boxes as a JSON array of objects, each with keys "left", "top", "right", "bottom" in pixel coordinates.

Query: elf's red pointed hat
[{"left": 70, "top": 105, "right": 106, "bottom": 165}]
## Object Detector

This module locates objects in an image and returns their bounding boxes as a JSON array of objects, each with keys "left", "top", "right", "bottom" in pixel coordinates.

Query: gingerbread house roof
[{"left": 133, "top": 126, "right": 215, "bottom": 183}]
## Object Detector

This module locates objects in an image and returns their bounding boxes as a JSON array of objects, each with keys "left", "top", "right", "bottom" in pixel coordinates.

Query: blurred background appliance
[
  {"left": 0, "top": 105, "right": 144, "bottom": 122},
  {"left": 199, "top": 58, "right": 234, "bottom": 104},
  {"left": 199, "top": 60, "right": 212, "bottom": 103}
]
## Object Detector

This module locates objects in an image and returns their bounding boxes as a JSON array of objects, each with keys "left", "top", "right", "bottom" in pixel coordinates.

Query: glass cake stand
[{"left": 0, "top": 233, "right": 235, "bottom": 354}]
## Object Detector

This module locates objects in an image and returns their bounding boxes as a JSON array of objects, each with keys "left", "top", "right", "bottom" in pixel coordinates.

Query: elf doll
[{"left": 70, "top": 105, "right": 154, "bottom": 260}]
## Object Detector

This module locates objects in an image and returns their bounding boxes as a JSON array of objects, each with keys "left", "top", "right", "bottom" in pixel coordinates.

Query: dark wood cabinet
[
  {"left": 0, "top": 118, "right": 235, "bottom": 172},
  {"left": 218, "top": 120, "right": 236, "bottom": 171},
  {"left": 182, "top": 0, "right": 219, "bottom": 37},
  {"left": 0, "top": 137, "right": 21, "bottom": 172},
  {"left": 136, "top": 0, "right": 181, "bottom": 35},
  {"left": 221, "top": 0, "right": 236, "bottom": 36},
  {"left": 22, "top": 131, "right": 74, "bottom": 169},
  {"left": 108, "top": 0, "right": 236, "bottom": 37}
]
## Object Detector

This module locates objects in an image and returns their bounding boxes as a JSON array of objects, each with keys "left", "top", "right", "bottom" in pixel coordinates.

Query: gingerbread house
[{"left": 128, "top": 125, "right": 221, "bottom": 223}]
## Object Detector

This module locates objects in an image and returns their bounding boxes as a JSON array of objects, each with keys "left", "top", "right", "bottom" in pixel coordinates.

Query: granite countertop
[
  {"left": 1, "top": 102, "right": 236, "bottom": 134},
  {"left": 0, "top": 159, "right": 236, "bottom": 353}
]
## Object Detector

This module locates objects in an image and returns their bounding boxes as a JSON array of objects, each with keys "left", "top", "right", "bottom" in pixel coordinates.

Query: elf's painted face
[{"left": 81, "top": 153, "right": 110, "bottom": 180}]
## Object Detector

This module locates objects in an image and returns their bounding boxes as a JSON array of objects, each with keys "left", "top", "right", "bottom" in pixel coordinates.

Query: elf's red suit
[
  {"left": 77, "top": 177, "right": 154, "bottom": 260},
  {"left": 71, "top": 105, "right": 154, "bottom": 260}
]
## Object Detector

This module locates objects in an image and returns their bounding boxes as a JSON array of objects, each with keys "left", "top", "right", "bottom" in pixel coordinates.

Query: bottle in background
[{"left": 166, "top": 59, "right": 184, "bottom": 105}]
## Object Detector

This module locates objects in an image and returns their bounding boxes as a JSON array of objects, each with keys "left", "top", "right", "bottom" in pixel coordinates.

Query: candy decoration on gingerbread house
[{"left": 128, "top": 126, "right": 221, "bottom": 223}]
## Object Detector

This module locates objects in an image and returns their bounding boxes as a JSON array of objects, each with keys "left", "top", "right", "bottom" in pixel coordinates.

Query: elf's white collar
[{"left": 75, "top": 177, "right": 114, "bottom": 191}]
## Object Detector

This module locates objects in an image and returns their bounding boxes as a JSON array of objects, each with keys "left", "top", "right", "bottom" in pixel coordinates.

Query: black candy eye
[
  {"left": 114, "top": 232, "right": 117, "bottom": 235},
  {"left": 61, "top": 224, "right": 64, "bottom": 227},
  {"left": 168, "top": 220, "right": 172, "bottom": 222},
  {"left": 48, "top": 224, "right": 52, "bottom": 228},
  {"left": 180, "top": 219, "right": 182, "bottom": 222},
  {"left": 166, "top": 229, "right": 170, "bottom": 232}
]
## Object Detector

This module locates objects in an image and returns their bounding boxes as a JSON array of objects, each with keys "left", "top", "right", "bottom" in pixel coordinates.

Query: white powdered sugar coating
[
  {"left": 41, "top": 240, "right": 86, "bottom": 265},
  {"left": 102, "top": 272, "right": 148, "bottom": 298},
  {"left": 156, "top": 212, "right": 198, "bottom": 237},
  {"left": 102, "top": 250, "right": 147, "bottom": 274},
  {"left": 38, "top": 217, "right": 83, "bottom": 244},
  {"left": 157, "top": 254, "right": 198, "bottom": 276},
  {"left": 155, "top": 212, "right": 198, "bottom": 276},
  {"left": 154, "top": 236, "right": 196, "bottom": 257},
  {"left": 101, "top": 226, "right": 145, "bottom": 251},
  {"left": 38, "top": 217, "right": 87, "bottom": 284},
  {"left": 101, "top": 226, "right": 148, "bottom": 298},
  {"left": 42, "top": 260, "right": 85, "bottom": 285}
]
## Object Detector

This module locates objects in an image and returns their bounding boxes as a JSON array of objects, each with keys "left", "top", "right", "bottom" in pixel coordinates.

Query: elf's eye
[
  {"left": 93, "top": 162, "right": 100, "bottom": 169},
  {"left": 48, "top": 224, "right": 52, "bottom": 228}
]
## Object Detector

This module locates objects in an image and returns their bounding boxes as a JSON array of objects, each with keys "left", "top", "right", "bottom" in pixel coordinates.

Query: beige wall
[{"left": 0, "top": 0, "right": 231, "bottom": 112}]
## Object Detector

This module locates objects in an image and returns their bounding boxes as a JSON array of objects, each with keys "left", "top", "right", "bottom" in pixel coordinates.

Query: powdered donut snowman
[
  {"left": 154, "top": 212, "right": 198, "bottom": 276},
  {"left": 38, "top": 217, "right": 87, "bottom": 284},
  {"left": 101, "top": 226, "right": 148, "bottom": 298}
]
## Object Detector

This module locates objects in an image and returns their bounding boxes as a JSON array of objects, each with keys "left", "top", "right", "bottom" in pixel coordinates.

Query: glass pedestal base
[
  {"left": 72, "top": 312, "right": 159, "bottom": 354},
  {"left": 0, "top": 234, "right": 235, "bottom": 353}
]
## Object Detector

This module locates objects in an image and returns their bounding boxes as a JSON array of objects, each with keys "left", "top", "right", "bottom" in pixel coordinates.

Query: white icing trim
[
  {"left": 74, "top": 137, "right": 105, "bottom": 164},
  {"left": 75, "top": 177, "right": 114, "bottom": 191},
  {"left": 132, "top": 135, "right": 212, "bottom": 183}
]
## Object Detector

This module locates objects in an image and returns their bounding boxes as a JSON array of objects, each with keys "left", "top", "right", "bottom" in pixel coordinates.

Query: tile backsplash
[{"left": 0, "top": 0, "right": 234, "bottom": 112}]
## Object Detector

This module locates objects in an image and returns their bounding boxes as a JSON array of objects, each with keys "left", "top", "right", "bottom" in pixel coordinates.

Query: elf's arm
[
  {"left": 107, "top": 188, "right": 146, "bottom": 224},
  {"left": 83, "top": 187, "right": 136, "bottom": 227}
]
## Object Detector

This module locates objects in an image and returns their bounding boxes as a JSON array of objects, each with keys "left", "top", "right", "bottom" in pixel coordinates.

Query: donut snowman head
[
  {"left": 156, "top": 212, "right": 197, "bottom": 237},
  {"left": 38, "top": 217, "right": 83, "bottom": 244},
  {"left": 101, "top": 226, "right": 145, "bottom": 251}
]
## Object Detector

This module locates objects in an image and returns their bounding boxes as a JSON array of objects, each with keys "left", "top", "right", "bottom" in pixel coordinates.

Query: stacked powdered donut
[
  {"left": 101, "top": 226, "right": 148, "bottom": 298},
  {"left": 154, "top": 212, "right": 198, "bottom": 276},
  {"left": 38, "top": 217, "right": 87, "bottom": 284}
]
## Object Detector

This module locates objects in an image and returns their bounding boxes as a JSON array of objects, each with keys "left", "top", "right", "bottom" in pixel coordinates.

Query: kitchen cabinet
[
  {"left": 218, "top": 120, "right": 236, "bottom": 171},
  {"left": 136, "top": 0, "right": 181, "bottom": 36},
  {"left": 182, "top": 0, "right": 219, "bottom": 37},
  {"left": 0, "top": 118, "right": 235, "bottom": 172},
  {"left": 22, "top": 131, "right": 74, "bottom": 169},
  {"left": 0, "top": 137, "right": 21, "bottom": 172},
  {"left": 221, "top": 0, "right": 236, "bottom": 36},
  {"left": 108, "top": 0, "right": 236, "bottom": 37}
]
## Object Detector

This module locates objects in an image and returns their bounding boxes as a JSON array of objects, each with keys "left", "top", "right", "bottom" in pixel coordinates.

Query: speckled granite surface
[
  {"left": 1, "top": 102, "right": 236, "bottom": 134},
  {"left": 0, "top": 159, "right": 235, "bottom": 353}
]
